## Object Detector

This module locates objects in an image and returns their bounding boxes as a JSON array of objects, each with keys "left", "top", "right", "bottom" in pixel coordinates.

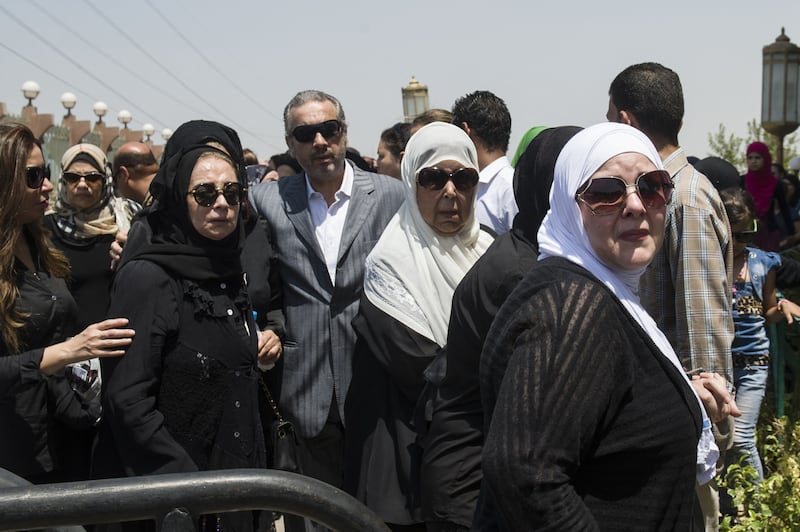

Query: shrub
[{"left": 719, "top": 415, "right": 800, "bottom": 530}]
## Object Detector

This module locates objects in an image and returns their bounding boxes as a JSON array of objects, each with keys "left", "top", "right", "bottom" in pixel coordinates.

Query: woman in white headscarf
[
  {"left": 344, "top": 122, "right": 493, "bottom": 530},
  {"left": 478, "top": 123, "right": 726, "bottom": 530}
]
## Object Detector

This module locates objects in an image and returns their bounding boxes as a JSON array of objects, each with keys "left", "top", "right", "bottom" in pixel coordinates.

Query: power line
[
  {"left": 27, "top": 0, "right": 212, "bottom": 124},
  {"left": 143, "top": 0, "right": 283, "bottom": 126},
  {"left": 0, "top": 40, "right": 102, "bottom": 103},
  {"left": 0, "top": 3, "right": 156, "bottom": 125},
  {"left": 82, "top": 0, "right": 281, "bottom": 151}
]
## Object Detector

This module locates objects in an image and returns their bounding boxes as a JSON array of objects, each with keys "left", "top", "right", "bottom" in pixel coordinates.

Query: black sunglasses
[
  {"left": 575, "top": 170, "right": 674, "bottom": 216},
  {"left": 187, "top": 182, "right": 247, "bottom": 207},
  {"left": 417, "top": 166, "right": 480, "bottom": 191},
  {"left": 291, "top": 119, "right": 343, "bottom": 143},
  {"left": 733, "top": 220, "right": 758, "bottom": 244},
  {"left": 26, "top": 165, "right": 50, "bottom": 189},
  {"left": 63, "top": 171, "right": 105, "bottom": 184}
]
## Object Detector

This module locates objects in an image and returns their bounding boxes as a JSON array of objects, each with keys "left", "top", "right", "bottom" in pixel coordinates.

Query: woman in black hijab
[{"left": 93, "top": 121, "right": 268, "bottom": 531}]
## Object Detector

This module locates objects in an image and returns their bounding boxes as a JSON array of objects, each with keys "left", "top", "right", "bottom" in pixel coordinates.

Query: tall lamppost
[
  {"left": 761, "top": 27, "right": 800, "bottom": 167},
  {"left": 162, "top": 128, "right": 173, "bottom": 141},
  {"left": 401, "top": 76, "right": 429, "bottom": 123}
]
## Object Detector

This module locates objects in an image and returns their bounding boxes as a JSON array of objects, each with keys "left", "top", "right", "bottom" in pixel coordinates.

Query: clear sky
[{"left": 2, "top": 1, "right": 799, "bottom": 167}]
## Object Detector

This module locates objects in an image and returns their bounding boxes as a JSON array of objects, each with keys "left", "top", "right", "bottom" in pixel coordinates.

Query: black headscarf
[
  {"left": 511, "top": 126, "right": 583, "bottom": 246},
  {"left": 119, "top": 120, "right": 250, "bottom": 281}
]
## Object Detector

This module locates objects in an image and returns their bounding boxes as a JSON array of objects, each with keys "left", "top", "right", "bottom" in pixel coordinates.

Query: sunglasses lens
[
  {"left": 292, "top": 120, "right": 341, "bottom": 142},
  {"left": 417, "top": 168, "right": 448, "bottom": 190},
  {"left": 637, "top": 171, "right": 673, "bottom": 208},
  {"left": 192, "top": 184, "right": 218, "bottom": 207},
  {"left": 222, "top": 183, "right": 245, "bottom": 205},
  {"left": 579, "top": 178, "right": 627, "bottom": 215},
  {"left": 26, "top": 166, "right": 50, "bottom": 188},
  {"left": 452, "top": 168, "right": 479, "bottom": 190}
]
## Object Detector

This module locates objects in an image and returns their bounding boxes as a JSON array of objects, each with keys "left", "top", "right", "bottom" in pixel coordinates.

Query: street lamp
[
  {"left": 21, "top": 81, "right": 40, "bottom": 107},
  {"left": 142, "top": 123, "right": 155, "bottom": 142},
  {"left": 761, "top": 27, "right": 800, "bottom": 166},
  {"left": 162, "top": 128, "right": 173, "bottom": 141},
  {"left": 93, "top": 101, "right": 108, "bottom": 124},
  {"left": 117, "top": 110, "right": 132, "bottom": 129},
  {"left": 401, "top": 76, "right": 429, "bottom": 123},
  {"left": 60, "top": 92, "right": 77, "bottom": 117}
]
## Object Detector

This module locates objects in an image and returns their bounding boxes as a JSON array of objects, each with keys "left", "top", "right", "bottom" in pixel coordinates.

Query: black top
[
  {"left": 95, "top": 259, "right": 265, "bottom": 477},
  {"left": 0, "top": 257, "right": 95, "bottom": 482},
  {"left": 419, "top": 230, "right": 538, "bottom": 528},
  {"left": 45, "top": 214, "right": 115, "bottom": 331},
  {"left": 479, "top": 257, "right": 701, "bottom": 531},
  {"left": 344, "top": 296, "right": 440, "bottom": 525}
]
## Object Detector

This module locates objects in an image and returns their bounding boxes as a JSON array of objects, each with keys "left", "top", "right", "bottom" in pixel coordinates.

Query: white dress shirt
[
  {"left": 475, "top": 155, "right": 518, "bottom": 234},
  {"left": 306, "top": 163, "right": 354, "bottom": 284}
]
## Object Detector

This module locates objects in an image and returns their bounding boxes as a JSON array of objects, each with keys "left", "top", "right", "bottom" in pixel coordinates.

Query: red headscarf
[{"left": 744, "top": 141, "right": 776, "bottom": 219}]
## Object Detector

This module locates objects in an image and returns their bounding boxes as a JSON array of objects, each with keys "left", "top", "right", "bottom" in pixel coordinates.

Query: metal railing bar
[{"left": 0, "top": 469, "right": 389, "bottom": 532}]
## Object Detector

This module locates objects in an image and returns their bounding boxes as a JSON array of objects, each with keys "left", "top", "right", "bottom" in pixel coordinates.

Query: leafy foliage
[
  {"left": 719, "top": 416, "right": 800, "bottom": 530},
  {"left": 707, "top": 119, "right": 799, "bottom": 173}
]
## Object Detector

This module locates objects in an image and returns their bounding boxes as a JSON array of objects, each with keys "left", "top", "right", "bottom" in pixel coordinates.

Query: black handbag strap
[{"left": 258, "top": 374, "right": 285, "bottom": 423}]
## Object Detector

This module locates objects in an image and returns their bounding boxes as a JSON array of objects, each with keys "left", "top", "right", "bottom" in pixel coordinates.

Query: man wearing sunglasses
[
  {"left": 608, "top": 63, "right": 737, "bottom": 532},
  {"left": 249, "top": 90, "right": 404, "bottom": 511},
  {"left": 452, "top": 90, "right": 518, "bottom": 235}
]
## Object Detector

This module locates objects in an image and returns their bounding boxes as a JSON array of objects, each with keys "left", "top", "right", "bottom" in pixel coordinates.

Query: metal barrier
[{"left": 0, "top": 469, "right": 390, "bottom": 532}]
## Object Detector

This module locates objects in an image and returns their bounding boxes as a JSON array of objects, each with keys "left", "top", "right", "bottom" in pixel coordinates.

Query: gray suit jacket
[{"left": 249, "top": 163, "right": 404, "bottom": 438}]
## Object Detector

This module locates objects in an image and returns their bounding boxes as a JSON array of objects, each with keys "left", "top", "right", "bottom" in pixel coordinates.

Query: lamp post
[
  {"left": 93, "top": 101, "right": 108, "bottom": 124},
  {"left": 117, "top": 110, "right": 132, "bottom": 129},
  {"left": 21, "top": 81, "right": 40, "bottom": 107},
  {"left": 162, "top": 128, "right": 173, "bottom": 141},
  {"left": 401, "top": 76, "right": 429, "bottom": 123},
  {"left": 60, "top": 92, "right": 77, "bottom": 118},
  {"left": 761, "top": 27, "right": 800, "bottom": 167},
  {"left": 142, "top": 123, "right": 155, "bottom": 143}
]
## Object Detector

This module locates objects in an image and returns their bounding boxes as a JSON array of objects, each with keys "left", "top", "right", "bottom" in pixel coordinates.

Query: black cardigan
[{"left": 479, "top": 257, "right": 702, "bottom": 531}]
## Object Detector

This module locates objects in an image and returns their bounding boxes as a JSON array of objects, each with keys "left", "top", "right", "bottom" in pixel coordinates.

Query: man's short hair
[
  {"left": 283, "top": 90, "right": 346, "bottom": 135},
  {"left": 451, "top": 90, "right": 511, "bottom": 152},
  {"left": 112, "top": 147, "right": 157, "bottom": 176},
  {"left": 609, "top": 62, "right": 684, "bottom": 146}
]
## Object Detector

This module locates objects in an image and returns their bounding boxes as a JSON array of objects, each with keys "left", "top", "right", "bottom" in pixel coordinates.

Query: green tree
[
  {"left": 708, "top": 124, "right": 745, "bottom": 169},
  {"left": 707, "top": 119, "right": 799, "bottom": 172}
]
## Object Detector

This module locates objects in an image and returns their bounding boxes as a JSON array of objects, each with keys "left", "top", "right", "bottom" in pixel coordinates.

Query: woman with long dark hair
[{"left": 0, "top": 123, "right": 133, "bottom": 484}]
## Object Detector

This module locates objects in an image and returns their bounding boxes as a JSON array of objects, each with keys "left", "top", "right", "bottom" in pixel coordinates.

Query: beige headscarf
[
  {"left": 52, "top": 143, "right": 135, "bottom": 240},
  {"left": 363, "top": 122, "right": 494, "bottom": 346}
]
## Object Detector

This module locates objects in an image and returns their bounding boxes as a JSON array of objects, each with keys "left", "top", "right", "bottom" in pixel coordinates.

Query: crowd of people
[{"left": 2, "top": 62, "right": 800, "bottom": 532}]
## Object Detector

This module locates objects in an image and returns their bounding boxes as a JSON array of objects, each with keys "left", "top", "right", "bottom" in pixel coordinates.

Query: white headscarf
[
  {"left": 363, "top": 122, "right": 494, "bottom": 346},
  {"left": 537, "top": 122, "right": 718, "bottom": 484}
]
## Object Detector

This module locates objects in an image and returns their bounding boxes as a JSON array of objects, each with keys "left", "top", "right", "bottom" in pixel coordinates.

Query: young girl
[{"left": 721, "top": 187, "right": 795, "bottom": 480}]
